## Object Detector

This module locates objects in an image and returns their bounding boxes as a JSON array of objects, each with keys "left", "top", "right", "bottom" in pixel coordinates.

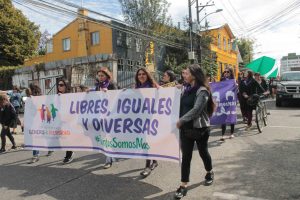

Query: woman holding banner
[
  {"left": 95, "top": 67, "right": 118, "bottom": 169},
  {"left": 161, "top": 70, "right": 177, "bottom": 87},
  {"left": 220, "top": 68, "right": 236, "bottom": 141},
  {"left": 134, "top": 67, "right": 160, "bottom": 177},
  {"left": 28, "top": 83, "right": 54, "bottom": 163},
  {"left": 57, "top": 79, "right": 74, "bottom": 164},
  {"left": 174, "top": 64, "right": 215, "bottom": 199}
]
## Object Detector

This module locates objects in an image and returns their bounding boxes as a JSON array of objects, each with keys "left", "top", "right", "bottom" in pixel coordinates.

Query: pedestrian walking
[
  {"left": 238, "top": 71, "right": 247, "bottom": 123},
  {"left": 57, "top": 79, "right": 74, "bottom": 164},
  {"left": 220, "top": 68, "right": 236, "bottom": 141},
  {"left": 94, "top": 67, "right": 118, "bottom": 169},
  {"left": 27, "top": 84, "right": 53, "bottom": 163},
  {"left": 0, "top": 94, "right": 17, "bottom": 153},
  {"left": 10, "top": 86, "right": 23, "bottom": 134},
  {"left": 241, "top": 71, "right": 265, "bottom": 131},
  {"left": 174, "top": 64, "right": 215, "bottom": 199},
  {"left": 134, "top": 68, "right": 160, "bottom": 177},
  {"left": 161, "top": 70, "right": 177, "bottom": 87}
]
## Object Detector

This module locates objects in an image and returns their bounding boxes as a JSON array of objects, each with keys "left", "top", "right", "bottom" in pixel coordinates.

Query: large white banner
[{"left": 24, "top": 88, "right": 181, "bottom": 162}]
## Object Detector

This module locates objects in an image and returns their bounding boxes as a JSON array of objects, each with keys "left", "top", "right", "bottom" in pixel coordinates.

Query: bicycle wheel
[
  {"left": 256, "top": 106, "right": 264, "bottom": 133},
  {"left": 263, "top": 102, "right": 268, "bottom": 126}
]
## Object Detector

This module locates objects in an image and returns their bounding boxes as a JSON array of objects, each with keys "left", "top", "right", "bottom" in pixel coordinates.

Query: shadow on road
[
  {"left": 0, "top": 153, "right": 163, "bottom": 200},
  {"left": 212, "top": 138, "right": 300, "bottom": 200}
]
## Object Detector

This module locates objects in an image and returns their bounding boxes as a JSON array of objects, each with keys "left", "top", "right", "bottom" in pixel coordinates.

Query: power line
[{"left": 15, "top": 0, "right": 187, "bottom": 50}]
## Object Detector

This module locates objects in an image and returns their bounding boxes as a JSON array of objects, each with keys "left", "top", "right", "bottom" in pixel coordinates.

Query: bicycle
[{"left": 255, "top": 95, "right": 269, "bottom": 133}]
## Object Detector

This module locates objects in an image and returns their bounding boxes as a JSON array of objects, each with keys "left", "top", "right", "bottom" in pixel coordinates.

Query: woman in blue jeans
[{"left": 28, "top": 84, "right": 53, "bottom": 163}]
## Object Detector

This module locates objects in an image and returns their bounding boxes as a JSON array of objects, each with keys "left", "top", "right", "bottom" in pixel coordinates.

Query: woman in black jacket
[
  {"left": 241, "top": 71, "right": 265, "bottom": 130},
  {"left": 0, "top": 94, "right": 17, "bottom": 152},
  {"left": 174, "top": 64, "right": 215, "bottom": 199}
]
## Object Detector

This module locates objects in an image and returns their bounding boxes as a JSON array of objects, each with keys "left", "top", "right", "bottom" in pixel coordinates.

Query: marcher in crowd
[
  {"left": 238, "top": 71, "right": 247, "bottom": 123},
  {"left": 28, "top": 84, "right": 53, "bottom": 163},
  {"left": 95, "top": 67, "right": 118, "bottom": 169},
  {"left": 161, "top": 70, "right": 177, "bottom": 86},
  {"left": 241, "top": 71, "right": 265, "bottom": 131},
  {"left": 10, "top": 86, "right": 23, "bottom": 134},
  {"left": 0, "top": 94, "right": 17, "bottom": 153},
  {"left": 178, "top": 68, "right": 187, "bottom": 85},
  {"left": 135, "top": 67, "right": 160, "bottom": 177},
  {"left": 254, "top": 73, "right": 270, "bottom": 96},
  {"left": 174, "top": 64, "right": 215, "bottom": 199},
  {"left": 220, "top": 68, "right": 236, "bottom": 141},
  {"left": 57, "top": 79, "right": 74, "bottom": 164}
]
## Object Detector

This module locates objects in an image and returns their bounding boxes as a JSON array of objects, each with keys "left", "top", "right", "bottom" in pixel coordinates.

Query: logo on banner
[{"left": 38, "top": 104, "right": 58, "bottom": 123}]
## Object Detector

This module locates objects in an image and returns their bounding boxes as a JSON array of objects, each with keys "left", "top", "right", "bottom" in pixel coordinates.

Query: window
[
  {"left": 62, "top": 38, "right": 71, "bottom": 51},
  {"left": 126, "top": 34, "right": 132, "bottom": 48},
  {"left": 91, "top": 32, "right": 100, "bottom": 45},
  {"left": 223, "top": 37, "right": 226, "bottom": 51},
  {"left": 46, "top": 40, "right": 53, "bottom": 53},
  {"left": 217, "top": 34, "right": 221, "bottom": 48},
  {"left": 118, "top": 59, "right": 124, "bottom": 71},
  {"left": 228, "top": 39, "right": 231, "bottom": 51},
  {"left": 136, "top": 38, "right": 142, "bottom": 52},
  {"left": 117, "top": 31, "right": 123, "bottom": 46},
  {"left": 45, "top": 79, "right": 51, "bottom": 89}
]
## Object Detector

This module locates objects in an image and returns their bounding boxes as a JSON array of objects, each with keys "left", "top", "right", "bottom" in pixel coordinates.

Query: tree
[
  {"left": 0, "top": 0, "right": 41, "bottom": 66},
  {"left": 119, "top": 0, "right": 171, "bottom": 34},
  {"left": 38, "top": 30, "right": 51, "bottom": 55},
  {"left": 237, "top": 38, "right": 254, "bottom": 66},
  {"left": 119, "top": 0, "right": 186, "bottom": 71}
]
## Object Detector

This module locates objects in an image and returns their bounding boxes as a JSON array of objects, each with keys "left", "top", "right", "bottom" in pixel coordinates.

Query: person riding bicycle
[{"left": 241, "top": 71, "right": 267, "bottom": 131}]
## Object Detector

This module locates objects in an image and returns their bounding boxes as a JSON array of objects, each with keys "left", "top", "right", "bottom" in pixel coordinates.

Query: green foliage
[
  {"left": 0, "top": 0, "right": 41, "bottom": 66},
  {"left": 0, "top": 65, "right": 20, "bottom": 90},
  {"left": 237, "top": 38, "right": 254, "bottom": 66}
]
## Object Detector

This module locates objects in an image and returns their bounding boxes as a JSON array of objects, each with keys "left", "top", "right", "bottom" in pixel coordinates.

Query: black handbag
[{"left": 182, "top": 127, "right": 209, "bottom": 140}]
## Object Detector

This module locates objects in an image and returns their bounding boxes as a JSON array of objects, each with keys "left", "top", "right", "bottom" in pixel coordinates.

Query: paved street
[{"left": 0, "top": 100, "right": 299, "bottom": 200}]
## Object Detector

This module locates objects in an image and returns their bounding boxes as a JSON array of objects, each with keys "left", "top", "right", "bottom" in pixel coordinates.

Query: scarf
[
  {"left": 183, "top": 83, "right": 200, "bottom": 95},
  {"left": 136, "top": 81, "right": 152, "bottom": 88},
  {"left": 96, "top": 79, "right": 110, "bottom": 90}
]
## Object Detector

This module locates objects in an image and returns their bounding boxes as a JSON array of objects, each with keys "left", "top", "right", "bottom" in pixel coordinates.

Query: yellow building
[
  {"left": 204, "top": 24, "right": 239, "bottom": 81},
  {"left": 24, "top": 9, "right": 113, "bottom": 66}
]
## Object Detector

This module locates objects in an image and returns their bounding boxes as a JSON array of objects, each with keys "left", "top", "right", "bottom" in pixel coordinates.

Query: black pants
[
  {"left": 1, "top": 126, "right": 16, "bottom": 150},
  {"left": 180, "top": 128, "right": 212, "bottom": 182},
  {"left": 221, "top": 124, "right": 235, "bottom": 136},
  {"left": 145, "top": 159, "right": 157, "bottom": 168},
  {"left": 65, "top": 151, "right": 73, "bottom": 158}
]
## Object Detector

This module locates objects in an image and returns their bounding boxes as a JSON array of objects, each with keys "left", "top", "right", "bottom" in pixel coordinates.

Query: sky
[{"left": 13, "top": 0, "right": 300, "bottom": 65}]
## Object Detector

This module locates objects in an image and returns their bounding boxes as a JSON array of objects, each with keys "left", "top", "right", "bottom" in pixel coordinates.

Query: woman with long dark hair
[
  {"left": 56, "top": 79, "right": 74, "bottom": 164},
  {"left": 220, "top": 67, "right": 236, "bottom": 141},
  {"left": 174, "top": 64, "right": 215, "bottom": 199},
  {"left": 134, "top": 68, "right": 160, "bottom": 177},
  {"left": 95, "top": 67, "right": 118, "bottom": 169},
  {"left": 0, "top": 94, "right": 17, "bottom": 153}
]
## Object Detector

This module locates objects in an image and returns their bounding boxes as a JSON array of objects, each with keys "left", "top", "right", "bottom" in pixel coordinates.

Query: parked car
[{"left": 276, "top": 71, "right": 300, "bottom": 107}]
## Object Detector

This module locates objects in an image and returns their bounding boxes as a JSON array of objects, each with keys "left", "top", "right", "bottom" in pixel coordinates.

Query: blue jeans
[
  {"left": 33, "top": 150, "right": 53, "bottom": 157},
  {"left": 105, "top": 156, "right": 117, "bottom": 164}
]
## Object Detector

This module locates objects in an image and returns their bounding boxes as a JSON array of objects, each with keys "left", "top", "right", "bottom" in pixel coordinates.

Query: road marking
[
  {"left": 268, "top": 126, "right": 300, "bottom": 129},
  {"left": 213, "top": 192, "right": 268, "bottom": 200}
]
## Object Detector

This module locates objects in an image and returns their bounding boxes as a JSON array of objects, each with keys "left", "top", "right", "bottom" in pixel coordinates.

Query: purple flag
[{"left": 210, "top": 79, "right": 238, "bottom": 125}]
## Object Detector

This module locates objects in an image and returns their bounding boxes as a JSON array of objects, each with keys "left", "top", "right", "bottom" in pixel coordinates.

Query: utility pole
[{"left": 196, "top": 0, "right": 215, "bottom": 64}]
